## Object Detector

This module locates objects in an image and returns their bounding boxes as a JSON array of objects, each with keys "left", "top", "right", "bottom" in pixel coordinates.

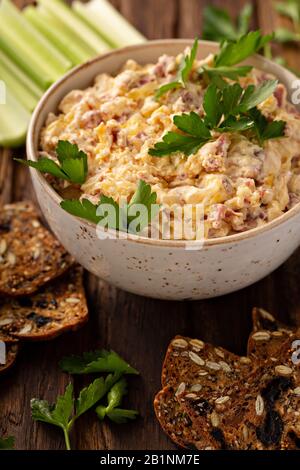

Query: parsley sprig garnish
[
  {"left": 155, "top": 38, "right": 199, "bottom": 99},
  {"left": 61, "top": 179, "right": 160, "bottom": 234},
  {"left": 16, "top": 141, "right": 88, "bottom": 185},
  {"left": 201, "top": 31, "right": 273, "bottom": 83},
  {"left": 149, "top": 80, "right": 285, "bottom": 157},
  {"left": 247, "top": 108, "right": 286, "bottom": 144},
  {"left": 32, "top": 350, "right": 139, "bottom": 450},
  {"left": 59, "top": 349, "right": 139, "bottom": 375},
  {"left": 96, "top": 378, "right": 138, "bottom": 424},
  {"left": 16, "top": 141, "right": 159, "bottom": 232},
  {"left": 31, "top": 377, "right": 116, "bottom": 450},
  {"left": 155, "top": 32, "right": 273, "bottom": 100}
]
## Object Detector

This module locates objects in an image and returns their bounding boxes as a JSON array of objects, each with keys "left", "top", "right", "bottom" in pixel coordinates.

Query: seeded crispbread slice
[
  {"left": 0, "top": 266, "right": 88, "bottom": 340},
  {"left": 0, "top": 201, "right": 74, "bottom": 296},
  {"left": 0, "top": 342, "right": 19, "bottom": 374},
  {"left": 178, "top": 335, "right": 300, "bottom": 450},
  {"left": 156, "top": 335, "right": 251, "bottom": 450},
  {"left": 161, "top": 335, "right": 251, "bottom": 390},
  {"left": 248, "top": 307, "right": 295, "bottom": 361},
  {"left": 154, "top": 385, "right": 213, "bottom": 450}
]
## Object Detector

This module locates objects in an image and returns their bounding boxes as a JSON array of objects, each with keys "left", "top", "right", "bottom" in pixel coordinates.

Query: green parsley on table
[
  {"left": 61, "top": 179, "right": 160, "bottom": 233},
  {"left": 149, "top": 79, "right": 285, "bottom": 158},
  {"left": 96, "top": 377, "right": 138, "bottom": 424},
  {"left": 60, "top": 349, "right": 139, "bottom": 375},
  {"left": 32, "top": 350, "right": 139, "bottom": 450},
  {"left": 155, "top": 38, "right": 198, "bottom": 99},
  {"left": 15, "top": 140, "right": 88, "bottom": 185},
  {"left": 0, "top": 436, "right": 15, "bottom": 450},
  {"left": 31, "top": 374, "right": 121, "bottom": 450}
]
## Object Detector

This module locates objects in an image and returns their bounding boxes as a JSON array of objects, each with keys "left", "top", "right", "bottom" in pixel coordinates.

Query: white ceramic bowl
[{"left": 27, "top": 40, "right": 300, "bottom": 300}]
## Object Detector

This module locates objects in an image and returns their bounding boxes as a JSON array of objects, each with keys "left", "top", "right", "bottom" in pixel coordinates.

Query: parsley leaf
[
  {"left": 181, "top": 38, "right": 199, "bottom": 83},
  {"left": 237, "top": 80, "right": 278, "bottom": 111},
  {"left": 31, "top": 376, "right": 120, "bottom": 450},
  {"left": 106, "top": 409, "right": 139, "bottom": 424},
  {"left": 203, "top": 84, "right": 223, "bottom": 128},
  {"left": 60, "top": 349, "right": 139, "bottom": 376},
  {"left": 150, "top": 79, "right": 281, "bottom": 157},
  {"left": 16, "top": 141, "right": 88, "bottom": 184},
  {"left": 219, "top": 115, "right": 254, "bottom": 132},
  {"left": 200, "top": 31, "right": 273, "bottom": 83},
  {"left": 203, "top": 4, "right": 253, "bottom": 42},
  {"left": 127, "top": 179, "right": 160, "bottom": 232},
  {"left": 174, "top": 112, "right": 211, "bottom": 138},
  {"left": 247, "top": 108, "right": 286, "bottom": 143},
  {"left": 202, "top": 64, "right": 253, "bottom": 81},
  {"left": 75, "top": 376, "right": 118, "bottom": 418},
  {"left": 15, "top": 157, "right": 66, "bottom": 180},
  {"left": 155, "top": 81, "right": 181, "bottom": 98},
  {"left": 148, "top": 132, "right": 206, "bottom": 157},
  {"left": 96, "top": 377, "right": 126, "bottom": 420},
  {"left": 221, "top": 82, "right": 244, "bottom": 115},
  {"left": 61, "top": 198, "right": 101, "bottom": 225},
  {"left": 31, "top": 383, "right": 74, "bottom": 450},
  {"left": 215, "top": 31, "right": 273, "bottom": 67},
  {"left": 155, "top": 38, "right": 198, "bottom": 99},
  {"left": 149, "top": 112, "right": 212, "bottom": 157},
  {"left": 96, "top": 378, "right": 139, "bottom": 424},
  {"left": 61, "top": 180, "right": 159, "bottom": 233},
  {"left": 0, "top": 436, "right": 15, "bottom": 450}
]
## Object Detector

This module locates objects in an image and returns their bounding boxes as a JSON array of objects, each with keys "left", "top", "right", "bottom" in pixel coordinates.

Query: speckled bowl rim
[{"left": 27, "top": 39, "right": 300, "bottom": 248}]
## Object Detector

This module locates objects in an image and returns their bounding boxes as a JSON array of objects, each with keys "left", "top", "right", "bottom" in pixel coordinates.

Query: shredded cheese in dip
[{"left": 40, "top": 52, "right": 300, "bottom": 239}]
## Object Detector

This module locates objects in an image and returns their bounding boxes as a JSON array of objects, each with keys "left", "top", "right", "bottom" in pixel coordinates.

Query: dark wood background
[{"left": 0, "top": 0, "right": 299, "bottom": 450}]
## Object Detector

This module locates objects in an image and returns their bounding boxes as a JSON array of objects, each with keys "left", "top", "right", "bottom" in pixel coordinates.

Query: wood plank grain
[{"left": 120, "top": 0, "right": 178, "bottom": 39}]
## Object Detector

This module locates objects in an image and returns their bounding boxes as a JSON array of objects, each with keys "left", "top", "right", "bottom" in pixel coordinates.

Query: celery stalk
[
  {"left": 0, "top": 88, "right": 30, "bottom": 148},
  {"left": 0, "top": 34, "right": 51, "bottom": 90},
  {"left": 73, "top": 0, "right": 146, "bottom": 48},
  {"left": 0, "top": 60, "right": 38, "bottom": 112},
  {"left": 37, "top": 5, "right": 96, "bottom": 58},
  {"left": 0, "top": 49, "right": 43, "bottom": 101},
  {"left": 37, "top": 0, "right": 111, "bottom": 55},
  {"left": 23, "top": 6, "right": 92, "bottom": 66},
  {"left": 0, "top": 0, "right": 72, "bottom": 78}
]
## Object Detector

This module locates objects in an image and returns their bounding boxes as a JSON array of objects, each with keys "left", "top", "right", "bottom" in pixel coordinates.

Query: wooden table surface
[{"left": 0, "top": 0, "right": 300, "bottom": 451}]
